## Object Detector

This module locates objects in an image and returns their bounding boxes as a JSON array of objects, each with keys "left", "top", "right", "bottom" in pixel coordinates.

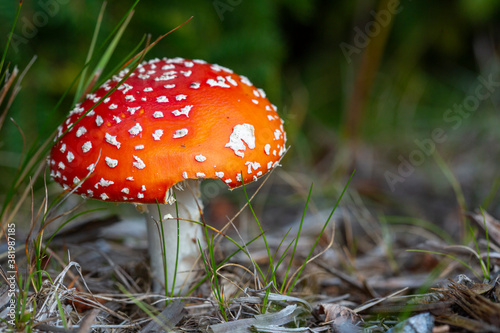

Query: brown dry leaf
[
  {"left": 140, "top": 300, "right": 185, "bottom": 332},
  {"left": 319, "top": 303, "right": 363, "bottom": 326},
  {"left": 468, "top": 210, "right": 500, "bottom": 246}
]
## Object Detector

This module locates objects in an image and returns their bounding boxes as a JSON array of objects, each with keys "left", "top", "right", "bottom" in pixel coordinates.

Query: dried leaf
[
  {"left": 318, "top": 303, "right": 363, "bottom": 326},
  {"left": 469, "top": 210, "right": 500, "bottom": 246},
  {"left": 209, "top": 305, "right": 308, "bottom": 333},
  {"left": 140, "top": 300, "right": 185, "bottom": 333}
]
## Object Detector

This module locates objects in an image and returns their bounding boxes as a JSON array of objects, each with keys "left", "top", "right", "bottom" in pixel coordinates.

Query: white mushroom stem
[{"left": 145, "top": 179, "right": 206, "bottom": 295}]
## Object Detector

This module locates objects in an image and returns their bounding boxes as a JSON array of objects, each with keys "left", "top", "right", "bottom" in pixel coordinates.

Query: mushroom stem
[{"left": 146, "top": 179, "right": 206, "bottom": 295}]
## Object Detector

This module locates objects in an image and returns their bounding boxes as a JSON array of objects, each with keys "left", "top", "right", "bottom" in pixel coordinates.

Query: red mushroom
[{"left": 49, "top": 57, "right": 287, "bottom": 294}]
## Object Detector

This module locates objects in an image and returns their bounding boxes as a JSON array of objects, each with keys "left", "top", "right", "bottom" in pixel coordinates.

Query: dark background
[{"left": 1, "top": 0, "right": 500, "bottom": 238}]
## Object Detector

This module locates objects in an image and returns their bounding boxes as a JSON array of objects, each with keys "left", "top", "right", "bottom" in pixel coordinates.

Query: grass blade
[
  {"left": 0, "top": 1, "right": 22, "bottom": 75},
  {"left": 280, "top": 184, "right": 313, "bottom": 293},
  {"left": 73, "top": 1, "right": 107, "bottom": 103},
  {"left": 286, "top": 170, "right": 354, "bottom": 294}
]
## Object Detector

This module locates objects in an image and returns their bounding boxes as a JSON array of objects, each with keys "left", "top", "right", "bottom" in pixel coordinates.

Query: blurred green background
[{"left": 1, "top": 0, "right": 500, "bottom": 234}]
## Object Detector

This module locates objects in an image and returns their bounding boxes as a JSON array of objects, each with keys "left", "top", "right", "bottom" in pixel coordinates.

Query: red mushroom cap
[{"left": 49, "top": 58, "right": 287, "bottom": 203}]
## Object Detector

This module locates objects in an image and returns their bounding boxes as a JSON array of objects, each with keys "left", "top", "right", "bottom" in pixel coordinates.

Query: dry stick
[
  {"left": 1, "top": 56, "right": 37, "bottom": 127},
  {"left": 77, "top": 309, "right": 100, "bottom": 333},
  {"left": 314, "top": 259, "right": 371, "bottom": 296},
  {"left": 0, "top": 67, "right": 17, "bottom": 104},
  {"left": 353, "top": 287, "right": 409, "bottom": 313}
]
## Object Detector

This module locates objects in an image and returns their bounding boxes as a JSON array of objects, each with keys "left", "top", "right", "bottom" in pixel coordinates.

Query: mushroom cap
[{"left": 49, "top": 57, "right": 287, "bottom": 203}]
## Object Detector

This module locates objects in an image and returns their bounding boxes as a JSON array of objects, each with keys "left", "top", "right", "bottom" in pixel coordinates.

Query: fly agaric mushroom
[{"left": 49, "top": 57, "right": 287, "bottom": 294}]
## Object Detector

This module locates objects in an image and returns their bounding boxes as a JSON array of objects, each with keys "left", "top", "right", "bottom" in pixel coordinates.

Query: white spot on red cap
[
  {"left": 155, "top": 72, "right": 176, "bottom": 81},
  {"left": 121, "top": 188, "right": 129, "bottom": 194},
  {"left": 264, "top": 144, "right": 271, "bottom": 155},
  {"left": 126, "top": 176, "right": 134, "bottom": 181},
  {"left": 76, "top": 126, "right": 87, "bottom": 137},
  {"left": 173, "top": 128, "right": 188, "bottom": 138},
  {"left": 58, "top": 162, "right": 65, "bottom": 170},
  {"left": 190, "top": 82, "right": 200, "bottom": 89},
  {"left": 279, "top": 145, "right": 286, "bottom": 156},
  {"left": 172, "top": 105, "right": 192, "bottom": 117},
  {"left": 164, "top": 84, "right": 175, "bottom": 89},
  {"left": 175, "top": 94, "right": 187, "bottom": 101},
  {"left": 252, "top": 99, "right": 259, "bottom": 105},
  {"left": 105, "top": 133, "right": 121, "bottom": 148},
  {"left": 153, "top": 111, "right": 164, "bottom": 118},
  {"left": 226, "top": 76, "right": 237, "bottom": 86},
  {"left": 128, "top": 106, "right": 140, "bottom": 114},
  {"left": 82, "top": 141, "right": 92, "bottom": 153},
  {"left": 133, "top": 155, "right": 146, "bottom": 169},
  {"left": 274, "top": 129, "right": 282, "bottom": 140},
  {"left": 60, "top": 143, "right": 66, "bottom": 153},
  {"left": 215, "top": 172, "right": 224, "bottom": 178},
  {"left": 96, "top": 178, "right": 114, "bottom": 188},
  {"left": 113, "top": 116, "right": 122, "bottom": 123},
  {"left": 240, "top": 75, "right": 253, "bottom": 86},
  {"left": 109, "top": 104, "right": 118, "bottom": 110},
  {"left": 245, "top": 161, "right": 261, "bottom": 174},
  {"left": 182, "top": 171, "right": 188, "bottom": 179},
  {"left": 135, "top": 145, "right": 144, "bottom": 150},
  {"left": 196, "top": 172, "right": 206, "bottom": 177},
  {"left": 195, "top": 154, "right": 206, "bottom": 162},
  {"left": 96, "top": 115, "right": 104, "bottom": 126},
  {"left": 67, "top": 152, "right": 74, "bottom": 163},
  {"left": 100, "top": 193, "right": 109, "bottom": 200},
  {"left": 87, "top": 163, "right": 95, "bottom": 172},
  {"left": 73, "top": 176, "right": 80, "bottom": 184},
  {"left": 143, "top": 87, "right": 153, "bottom": 92},
  {"left": 207, "top": 76, "right": 231, "bottom": 88},
  {"left": 153, "top": 129, "right": 163, "bottom": 141},
  {"left": 105, "top": 157, "right": 118, "bottom": 168},
  {"left": 128, "top": 123, "right": 142, "bottom": 135},
  {"left": 225, "top": 124, "right": 256, "bottom": 158},
  {"left": 210, "top": 64, "right": 222, "bottom": 71},
  {"left": 137, "top": 193, "right": 144, "bottom": 199},
  {"left": 157, "top": 96, "right": 169, "bottom": 103},
  {"left": 120, "top": 84, "right": 133, "bottom": 94},
  {"left": 225, "top": 179, "right": 232, "bottom": 184}
]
